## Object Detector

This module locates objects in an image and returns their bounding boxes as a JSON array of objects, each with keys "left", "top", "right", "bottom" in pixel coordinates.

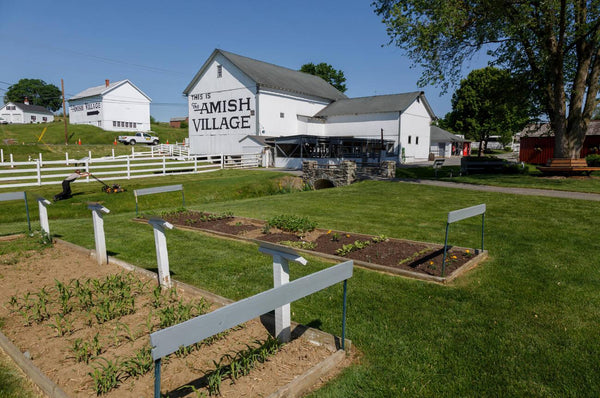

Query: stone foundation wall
[{"left": 303, "top": 160, "right": 396, "bottom": 188}]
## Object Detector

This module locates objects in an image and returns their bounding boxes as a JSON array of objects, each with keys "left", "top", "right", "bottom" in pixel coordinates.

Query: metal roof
[
  {"left": 430, "top": 126, "right": 466, "bottom": 143},
  {"left": 68, "top": 80, "right": 151, "bottom": 102},
  {"left": 314, "top": 92, "right": 435, "bottom": 118},
  {"left": 183, "top": 49, "right": 348, "bottom": 101}
]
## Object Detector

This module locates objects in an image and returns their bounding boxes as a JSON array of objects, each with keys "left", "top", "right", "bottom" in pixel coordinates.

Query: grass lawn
[
  {"left": 397, "top": 164, "right": 600, "bottom": 193},
  {"left": 1, "top": 173, "right": 599, "bottom": 396}
]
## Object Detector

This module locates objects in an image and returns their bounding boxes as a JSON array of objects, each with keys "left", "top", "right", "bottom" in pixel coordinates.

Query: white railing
[{"left": 0, "top": 152, "right": 261, "bottom": 189}]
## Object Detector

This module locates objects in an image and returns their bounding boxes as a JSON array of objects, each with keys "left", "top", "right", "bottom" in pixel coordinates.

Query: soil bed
[
  {"left": 157, "top": 211, "right": 485, "bottom": 280},
  {"left": 0, "top": 239, "right": 343, "bottom": 397}
]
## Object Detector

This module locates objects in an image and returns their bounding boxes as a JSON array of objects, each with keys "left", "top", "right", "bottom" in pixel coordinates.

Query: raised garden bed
[
  {"left": 0, "top": 238, "right": 350, "bottom": 397},
  {"left": 149, "top": 210, "right": 488, "bottom": 283}
]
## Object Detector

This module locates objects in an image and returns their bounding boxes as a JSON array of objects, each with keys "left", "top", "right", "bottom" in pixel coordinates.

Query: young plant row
[
  {"left": 335, "top": 234, "right": 389, "bottom": 257},
  {"left": 205, "top": 336, "right": 284, "bottom": 396}
]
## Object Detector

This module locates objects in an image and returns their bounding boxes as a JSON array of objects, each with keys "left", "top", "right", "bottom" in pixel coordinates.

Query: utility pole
[{"left": 61, "top": 79, "right": 68, "bottom": 145}]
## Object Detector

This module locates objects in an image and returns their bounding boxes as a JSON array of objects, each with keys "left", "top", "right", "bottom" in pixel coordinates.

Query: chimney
[
  {"left": 105, "top": 79, "right": 110, "bottom": 87},
  {"left": 24, "top": 97, "right": 29, "bottom": 105}
]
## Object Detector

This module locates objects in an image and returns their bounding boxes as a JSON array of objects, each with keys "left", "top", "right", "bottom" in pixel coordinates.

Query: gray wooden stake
[
  {"left": 148, "top": 218, "right": 174, "bottom": 288},
  {"left": 259, "top": 242, "right": 307, "bottom": 343},
  {"left": 87, "top": 203, "right": 110, "bottom": 265},
  {"left": 36, "top": 198, "right": 51, "bottom": 236}
]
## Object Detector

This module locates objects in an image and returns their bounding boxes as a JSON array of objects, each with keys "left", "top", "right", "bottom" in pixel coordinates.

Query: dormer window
[{"left": 217, "top": 65, "right": 223, "bottom": 78}]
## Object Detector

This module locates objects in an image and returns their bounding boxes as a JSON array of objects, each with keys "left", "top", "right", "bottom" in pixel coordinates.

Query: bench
[
  {"left": 460, "top": 158, "right": 508, "bottom": 174},
  {"left": 537, "top": 158, "right": 600, "bottom": 176}
]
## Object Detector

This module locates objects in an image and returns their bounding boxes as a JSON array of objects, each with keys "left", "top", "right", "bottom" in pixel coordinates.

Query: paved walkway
[{"left": 396, "top": 178, "right": 600, "bottom": 201}]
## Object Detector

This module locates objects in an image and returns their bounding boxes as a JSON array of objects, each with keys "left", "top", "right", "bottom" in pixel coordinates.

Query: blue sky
[{"left": 0, "top": 0, "right": 488, "bottom": 122}]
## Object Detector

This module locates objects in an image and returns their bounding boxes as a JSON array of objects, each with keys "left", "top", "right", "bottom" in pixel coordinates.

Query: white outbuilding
[
  {"left": 0, "top": 100, "right": 55, "bottom": 124},
  {"left": 68, "top": 80, "right": 151, "bottom": 132},
  {"left": 184, "top": 49, "right": 436, "bottom": 165}
]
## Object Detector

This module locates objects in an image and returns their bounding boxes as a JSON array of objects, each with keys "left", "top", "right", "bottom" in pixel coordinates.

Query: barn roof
[
  {"left": 313, "top": 92, "right": 435, "bottom": 118},
  {"left": 183, "top": 49, "right": 348, "bottom": 102},
  {"left": 11, "top": 102, "right": 54, "bottom": 115},
  {"left": 519, "top": 121, "right": 600, "bottom": 137},
  {"left": 69, "top": 80, "right": 151, "bottom": 102}
]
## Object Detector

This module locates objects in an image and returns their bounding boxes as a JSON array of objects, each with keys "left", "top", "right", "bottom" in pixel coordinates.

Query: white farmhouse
[
  {"left": 184, "top": 49, "right": 435, "bottom": 165},
  {"left": 68, "top": 80, "right": 151, "bottom": 132},
  {"left": 0, "top": 100, "right": 55, "bottom": 124}
]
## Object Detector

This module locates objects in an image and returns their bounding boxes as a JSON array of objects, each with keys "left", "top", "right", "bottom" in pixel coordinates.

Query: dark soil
[{"left": 159, "top": 211, "right": 479, "bottom": 278}]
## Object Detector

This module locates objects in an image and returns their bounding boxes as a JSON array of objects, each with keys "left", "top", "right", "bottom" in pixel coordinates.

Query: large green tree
[
  {"left": 373, "top": 0, "right": 600, "bottom": 159},
  {"left": 441, "top": 67, "right": 532, "bottom": 155},
  {"left": 300, "top": 62, "right": 347, "bottom": 93},
  {"left": 4, "top": 79, "right": 62, "bottom": 112}
]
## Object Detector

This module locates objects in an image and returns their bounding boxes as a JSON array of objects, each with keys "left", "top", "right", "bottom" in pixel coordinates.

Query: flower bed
[{"left": 155, "top": 210, "right": 487, "bottom": 282}]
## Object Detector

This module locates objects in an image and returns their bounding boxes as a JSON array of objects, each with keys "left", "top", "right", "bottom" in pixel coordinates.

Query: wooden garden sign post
[
  {"left": 259, "top": 242, "right": 307, "bottom": 343},
  {"left": 148, "top": 218, "right": 174, "bottom": 288},
  {"left": 87, "top": 203, "right": 110, "bottom": 265},
  {"left": 36, "top": 197, "right": 51, "bottom": 236}
]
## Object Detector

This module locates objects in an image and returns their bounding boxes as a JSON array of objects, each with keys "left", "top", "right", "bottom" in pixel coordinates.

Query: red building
[{"left": 519, "top": 120, "right": 600, "bottom": 164}]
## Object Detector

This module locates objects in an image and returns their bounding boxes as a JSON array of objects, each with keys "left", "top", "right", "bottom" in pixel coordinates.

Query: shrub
[
  {"left": 267, "top": 215, "right": 316, "bottom": 233},
  {"left": 586, "top": 154, "right": 600, "bottom": 166}
]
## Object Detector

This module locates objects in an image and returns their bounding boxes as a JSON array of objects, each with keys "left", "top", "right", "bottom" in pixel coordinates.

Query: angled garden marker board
[
  {"left": 148, "top": 218, "right": 174, "bottom": 288},
  {"left": 87, "top": 203, "right": 110, "bottom": 265},
  {"left": 442, "top": 203, "right": 486, "bottom": 276},
  {"left": 36, "top": 197, "right": 51, "bottom": 236},
  {"left": 133, "top": 184, "right": 184, "bottom": 216},
  {"left": 0, "top": 191, "right": 31, "bottom": 232},
  {"left": 259, "top": 242, "right": 307, "bottom": 343},
  {"left": 150, "top": 259, "right": 353, "bottom": 398}
]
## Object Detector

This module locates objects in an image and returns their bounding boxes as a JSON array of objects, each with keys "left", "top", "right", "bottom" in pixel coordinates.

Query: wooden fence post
[
  {"left": 148, "top": 218, "right": 174, "bottom": 288},
  {"left": 87, "top": 203, "right": 110, "bottom": 265}
]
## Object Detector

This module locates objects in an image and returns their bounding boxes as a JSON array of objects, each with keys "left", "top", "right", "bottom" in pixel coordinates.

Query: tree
[
  {"left": 300, "top": 62, "right": 347, "bottom": 93},
  {"left": 4, "top": 79, "right": 62, "bottom": 112},
  {"left": 442, "top": 67, "right": 532, "bottom": 156},
  {"left": 373, "top": 0, "right": 600, "bottom": 159}
]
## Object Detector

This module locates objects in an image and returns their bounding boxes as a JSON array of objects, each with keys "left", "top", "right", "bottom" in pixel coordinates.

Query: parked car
[
  {"left": 0, "top": 117, "right": 8, "bottom": 124},
  {"left": 117, "top": 132, "right": 159, "bottom": 145}
]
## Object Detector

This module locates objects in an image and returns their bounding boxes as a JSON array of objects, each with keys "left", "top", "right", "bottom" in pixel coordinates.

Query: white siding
[
  {"left": 68, "top": 82, "right": 150, "bottom": 132},
  {"left": 188, "top": 54, "right": 257, "bottom": 155},
  {"left": 399, "top": 100, "right": 432, "bottom": 162},
  {"left": 258, "top": 88, "right": 329, "bottom": 136}
]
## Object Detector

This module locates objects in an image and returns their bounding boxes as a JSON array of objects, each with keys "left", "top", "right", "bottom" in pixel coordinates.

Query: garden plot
[
  {"left": 0, "top": 238, "right": 344, "bottom": 397},
  {"left": 152, "top": 210, "right": 487, "bottom": 283}
]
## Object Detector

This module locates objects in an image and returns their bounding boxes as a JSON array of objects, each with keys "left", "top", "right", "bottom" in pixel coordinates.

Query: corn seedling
[
  {"left": 121, "top": 346, "right": 153, "bottom": 379},
  {"left": 89, "top": 357, "right": 122, "bottom": 395},
  {"left": 47, "top": 314, "right": 73, "bottom": 337}
]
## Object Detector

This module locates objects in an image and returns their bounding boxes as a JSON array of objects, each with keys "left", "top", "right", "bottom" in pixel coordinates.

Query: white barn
[
  {"left": 68, "top": 80, "right": 151, "bottom": 132},
  {"left": 184, "top": 49, "right": 435, "bottom": 165},
  {"left": 0, "top": 101, "right": 54, "bottom": 124}
]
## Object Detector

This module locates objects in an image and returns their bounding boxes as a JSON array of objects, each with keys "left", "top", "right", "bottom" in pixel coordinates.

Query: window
[
  {"left": 416, "top": 136, "right": 419, "bottom": 145},
  {"left": 280, "top": 112, "right": 285, "bottom": 118},
  {"left": 408, "top": 135, "right": 411, "bottom": 144},
  {"left": 31, "top": 116, "right": 36, "bottom": 121},
  {"left": 133, "top": 122, "right": 137, "bottom": 128},
  {"left": 42, "top": 117, "right": 47, "bottom": 121},
  {"left": 113, "top": 121, "right": 117, "bottom": 127},
  {"left": 217, "top": 65, "right": 222, "bottom": 78}
]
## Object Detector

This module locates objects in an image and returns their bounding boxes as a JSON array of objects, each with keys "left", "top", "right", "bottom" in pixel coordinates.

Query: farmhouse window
[
  {"left": 43, "top": 117, "right": 47, "bottom": 121},
  {"left": 217, "top": 65, "right": 223, "bottom": 78},
  {"left": 416, "top": 136, "right": 419, "bottom": 144},
  {"left": 408, "top": 135, "right": 412, "bottom": 144},
  {"left": 280, "top": 112, "right": 285, "bottom": 118},
  {"left": 113, "top": 121, "right": 117, "bottom": 127},
  {"left": 31, "top": 116, "right": 36, "bottom": 121},
  {"left": 133, "top": 122, "right": 137, "bottom": 128}
]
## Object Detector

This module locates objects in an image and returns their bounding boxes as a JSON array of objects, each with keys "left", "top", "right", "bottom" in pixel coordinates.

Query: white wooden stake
[
  {"left": 87, "top": 203, "right": 110, "bottom": 265},
  {"left": 148, "top": 218, "right": 174, "bottom": 288},
  {"left": 37, "top": 197, "right": 51, "bottom": 236},
  {"left": 259, "top": 243, "right": 307, "bottom": 342}
]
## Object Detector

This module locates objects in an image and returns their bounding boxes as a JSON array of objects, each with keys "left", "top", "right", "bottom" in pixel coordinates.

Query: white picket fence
[{"left": 0, "top": 151, "right": 261, "bottom": 189}]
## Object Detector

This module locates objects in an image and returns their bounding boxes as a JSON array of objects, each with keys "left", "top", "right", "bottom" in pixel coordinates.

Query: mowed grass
[
  {"left": 1, "top": 174, "right": 600, "bottom": 396},
  {"left": 397, "top": 164, "right": 600, "bottom": 193}
]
